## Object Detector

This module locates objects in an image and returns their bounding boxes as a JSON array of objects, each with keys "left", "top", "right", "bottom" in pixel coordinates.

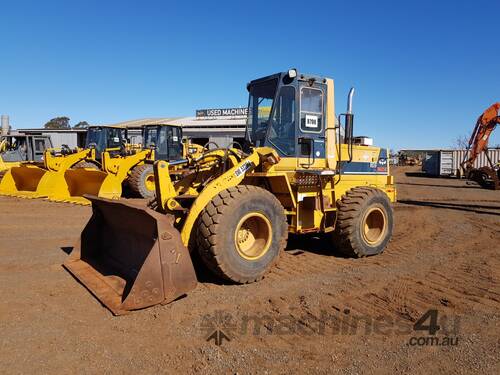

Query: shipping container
[
  {"left": 439, "top": 151, "right": 454, "bottom": 175},
  {"left": 422, "top": 151, "right": 440, "bottom": 175},
  {"left": 422, "top": 148, "right": 500, "bottom": 177},
  {"left": 450, "top": 149, "right": 500, "bottom": 176}
]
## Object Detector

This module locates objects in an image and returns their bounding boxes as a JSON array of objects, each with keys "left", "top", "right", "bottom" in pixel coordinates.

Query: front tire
[
  {"left": 128, "top": 164, "right": 156, "bottom": 198},
  {"left": 196, "top": 185, "right": 288, "bottom": 283},
  {"left": 333, "top": 187, "right": 393, "bottom": 257}
]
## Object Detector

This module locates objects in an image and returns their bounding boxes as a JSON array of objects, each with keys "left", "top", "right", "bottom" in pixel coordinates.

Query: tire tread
[{"left": 197, "top": 185, "right": 288, "bottom": 283}]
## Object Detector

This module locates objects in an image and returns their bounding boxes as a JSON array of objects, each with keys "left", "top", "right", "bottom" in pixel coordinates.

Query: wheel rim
[
  {"left": 234, "top": 212, "right": 272, "bottom": 260},
  {"left": 145, "top": 174, "right": 155, "bottom": 191},
  {"left": 361, "top": 207, "right": 387, "bottom": 246}
]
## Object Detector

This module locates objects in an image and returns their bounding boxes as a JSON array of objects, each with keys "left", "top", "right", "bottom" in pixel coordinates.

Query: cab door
[
  {"left": 32, "top": 136, "right": 50, "bottom": 161},
  {"left": 296, "top": 82, "right": 327, "bottom": 169},
  {"left": 265, "top": 84, "right": 297, "bottom": 163},
  {"left": 166, "top": 126, "right": 183, "bottom": 160}
]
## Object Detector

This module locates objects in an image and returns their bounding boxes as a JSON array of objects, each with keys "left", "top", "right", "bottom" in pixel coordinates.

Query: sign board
[
  {"left": 305, "top": 114, "right": 318, "bottom": 128},
  {"left": 196, "top": 108, "right": 248, "bottom": 118}
]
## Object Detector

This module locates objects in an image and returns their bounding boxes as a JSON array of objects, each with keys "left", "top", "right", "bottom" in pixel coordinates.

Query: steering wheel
[
  {"left": 119, "top": 140, "right": 129, "bottom": 156},
  {"left": 61, "top": 144, "right": 72, "bottom": 155}
]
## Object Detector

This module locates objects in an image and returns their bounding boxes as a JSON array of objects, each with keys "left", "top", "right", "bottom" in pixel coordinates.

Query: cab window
[
  {"left": 167, "top": 127, "right": 183, "bottom": 160},
  {"left": 300, "top": 87, "right": 323, "bottom": 133},
  {"left": 106, "top": 128, "right": 123, "bottom": 148},
  {"left": 247, "top": 78, "right": 278, "bottom": 145},
  {"left": 268, "top": 85, "right": 296, "bottom": 156},
  {"left": 35, "top": 139, "right": 46, "bottom": 152},
  {"left": 144, "top": 127, "right": 158, "bottom": 148},
  {"left": 157, "top": 127, "right": 168, "bottom": 158}
]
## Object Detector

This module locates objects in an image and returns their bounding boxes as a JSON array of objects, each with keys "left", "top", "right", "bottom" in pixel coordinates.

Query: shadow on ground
[
  {"left": 58, "top": 234, "right": 352, "bottom": 288},
  {"left": 398, "top": 199, "right": 500, "bottom": 216},
  {"left": 397, "top": 182, "right": 479, "bottom": 189},
  {"left": 61, "top": 246, "right": 73, "bottom": 255}
]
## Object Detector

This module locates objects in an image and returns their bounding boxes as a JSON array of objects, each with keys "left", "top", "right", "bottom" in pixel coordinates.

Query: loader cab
[
  {"left": 85, "top": 126, "right": 127, "bottom": 157},
  {"left": 0, "top": 135, "right": 53, "bottom": 162},
  {"left": 246, "top": 69, "right": 331, "bottom": 168},
  {"left": 142, "top": 124, "right": 183, "bottom": 161}
]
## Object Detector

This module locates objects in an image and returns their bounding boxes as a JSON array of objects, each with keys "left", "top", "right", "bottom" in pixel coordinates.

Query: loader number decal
[
  {"left": 305, "top": 115, "right": 318, "bottom": 128},
  {"left": 234, "top": 161, "right": 254, "bottom": 177}
]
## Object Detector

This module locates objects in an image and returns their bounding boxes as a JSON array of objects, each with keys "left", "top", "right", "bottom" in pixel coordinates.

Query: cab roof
[{"left": 247, "top": 69, "right": 329, "bottom": 90}]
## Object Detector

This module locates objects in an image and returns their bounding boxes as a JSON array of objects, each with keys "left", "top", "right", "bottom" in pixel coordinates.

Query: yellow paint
[
  {"left": 0, "top": 147, "right": 96, "bottom": 199},
  {"left": 93, "top": 74, "right": 397, "bottom": 250},
  {"left": 325, "top": 78, "right": 337, "bottom": 169},
  {"left": 234, "top": 212, "right": 272, "bottom": 260},
  {"left": 179, "top": 150, "right": 263, "bottom": 245}
]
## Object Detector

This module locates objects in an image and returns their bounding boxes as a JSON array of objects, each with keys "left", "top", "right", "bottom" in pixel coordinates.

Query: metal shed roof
[{"left": 103, "top": 116, "right": 246, "bottom": 128}]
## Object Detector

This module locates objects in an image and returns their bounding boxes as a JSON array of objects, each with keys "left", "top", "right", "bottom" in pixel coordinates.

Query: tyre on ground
[
  {"left": 333, "top": 187, "right": 393, "bottom": 257},
  {"left": 196, "top": 185, "right": 288, "bottom": 283},
  {"left": 73, "top": 161, "right": 100, "bottom": 169},
  {"left": 128, "top": 164, "right": 156, "bottom": 199}
]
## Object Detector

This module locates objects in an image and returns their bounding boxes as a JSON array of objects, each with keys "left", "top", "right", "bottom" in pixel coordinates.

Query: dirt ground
[{"left": 0, "top": 166, "right": 498, "bottom": 374}]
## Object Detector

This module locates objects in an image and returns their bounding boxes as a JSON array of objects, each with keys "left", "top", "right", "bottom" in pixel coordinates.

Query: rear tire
[
  {"left": 128, "top": 164, "right": 156, "bottom": 198},
  {"left": 333, "top": 187, "right": 393, "bottom": 257},
  {"left": 73, "top": 161, "right": 99, "bottom": 170},
  {"left": 196, "top": 185, "right": 288, "bottom": 283}
]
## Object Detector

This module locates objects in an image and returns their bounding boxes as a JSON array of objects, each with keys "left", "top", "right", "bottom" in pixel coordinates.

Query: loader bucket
[
  {"left": 0, "top": 165, "right": 58, "bottom": 198},
  {"left": 58, "top": 169, "right": 123, "bottom": 205},
  {"left": 64, "top": 196, "right": 197, "bottom": 315}
]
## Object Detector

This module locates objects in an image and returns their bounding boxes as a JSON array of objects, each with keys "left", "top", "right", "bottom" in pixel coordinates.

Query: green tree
[
  {"left": 73, "top": 121, "right": 89, "bottom": 128},
  {"left": 44, "top": 116, "right": 70, "bottom": 129}
]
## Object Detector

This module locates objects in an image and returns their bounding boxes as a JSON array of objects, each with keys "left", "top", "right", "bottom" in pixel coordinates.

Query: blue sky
[{"left": 1, "top": 0, "right": 499, "bottom": 150}]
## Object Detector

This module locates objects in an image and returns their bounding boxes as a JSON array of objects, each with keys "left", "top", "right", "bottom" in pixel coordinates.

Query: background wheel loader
[
  {"left": 0, "top": 125, "right": 126, "bottom": 200},
  {"left": 64, "top": 69, "right": 397, "bottom": 315},
  {"left": 125, "top": 124, "right": 204, "bottom": 199},
  {"left": 0, "top": 133, "right": 52, "bottom": 177},
  {"left": 58, "top": 123, "right": 203, "bottom": 205}
]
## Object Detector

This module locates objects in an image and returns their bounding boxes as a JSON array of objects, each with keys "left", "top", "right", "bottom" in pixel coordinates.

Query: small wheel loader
[
  {"left": 0, "top": 125, "right": 126, "bottom": 200},
  {"left": 64, "top": 70, "right": 397, "bottom": 315},
  {"left": 0, "top": 133, "right": 52, "bottom": 176},
  {"left": 127, "top": 126, "right": 205, "bottom": 198},
  {"left": 58, "top": 123, "right": 203, "bottom": 205}
]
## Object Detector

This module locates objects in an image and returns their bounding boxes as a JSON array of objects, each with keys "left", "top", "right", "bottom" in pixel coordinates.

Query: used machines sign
[{"left": 196, "top": 107, "right": 249, "bottom": 117}]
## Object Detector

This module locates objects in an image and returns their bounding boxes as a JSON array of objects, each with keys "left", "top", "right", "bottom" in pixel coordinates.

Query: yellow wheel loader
[
  {"left": 64, "top": 70, "right": 397, "bottom": 315},
  {"left": 0, "top": 133, "right": 52, "bottom": 177},
  {"left": 0, "top": 126, "right": 126, "bottom": 199},
  {"left": 125, "top": 124, "right": 204, "bottom": 199},
  {"left": 58, "top": 124, "right": 202, "bottom": 205}
]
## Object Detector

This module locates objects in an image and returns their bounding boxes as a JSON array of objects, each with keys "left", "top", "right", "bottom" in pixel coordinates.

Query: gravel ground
[{"left": 0, "top": 166, "right": 498, "bottom": 374}]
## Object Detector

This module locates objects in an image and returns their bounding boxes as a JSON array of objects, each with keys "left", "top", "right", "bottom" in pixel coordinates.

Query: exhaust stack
[
  {"left": 1, "top": 115, "right": 10, "bottom": 136},
  {"left": 345, "top": 88, "right": 355, "bottom": 141},
  {"left": 346, "top": 88, "right": 355, "bottom": 114}
]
